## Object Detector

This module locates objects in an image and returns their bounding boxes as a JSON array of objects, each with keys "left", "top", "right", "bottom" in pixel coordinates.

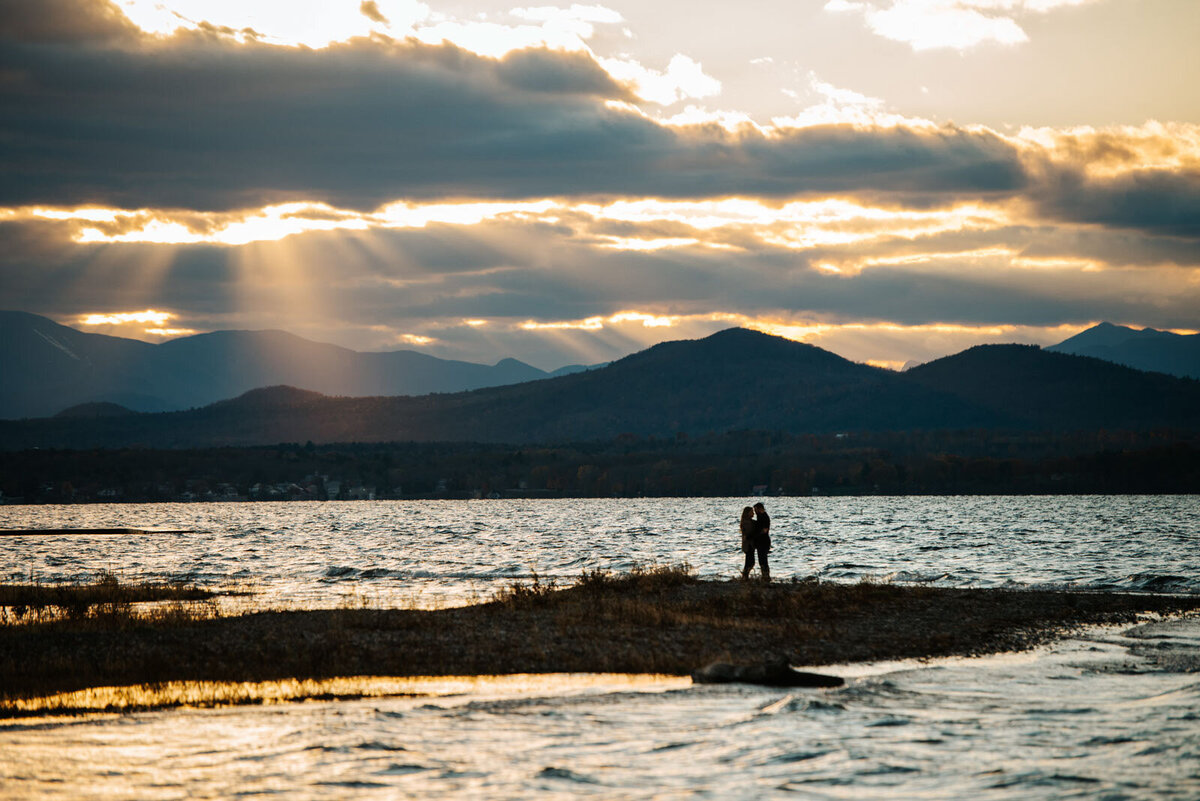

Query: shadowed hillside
[
  {"left": 904, "top": 344, "right": 1200, "bottom": 429},
  {"left": 0, "top": 311, "right": 178, "bottom": 418},
  {"left": 407, "top": 327, "right": 998, "bottom": 442}
]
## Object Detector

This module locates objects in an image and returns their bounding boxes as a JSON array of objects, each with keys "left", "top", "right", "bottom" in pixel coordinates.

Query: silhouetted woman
[{"left": 740, "top": 505, "right": 764, "bottom": 580}]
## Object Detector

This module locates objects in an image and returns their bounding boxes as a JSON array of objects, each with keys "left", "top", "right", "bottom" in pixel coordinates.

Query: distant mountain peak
[
  {"left": 1048, "top": 322, "right": 1198, "bottom": 379},
  {"left": 705, "top": 326, "right": 769, "bottom": 340},
  {"left": 700, "top": 327, "right": 798, "bottom": 347},
  {"left": 1056, "top": 322, "right": 1178, "bottom": 346},
  {"left": 647, "top": 327, "right": 844, "bottom": 359},
  {"left": 609, "top": 327, "right": 850, "bottom": 377}
]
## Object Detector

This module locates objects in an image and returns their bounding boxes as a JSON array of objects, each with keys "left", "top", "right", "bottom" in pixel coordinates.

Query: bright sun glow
[
  {"left": 81, "top": 310, "right": 174, "bottom": 326},
  {"left": 76, "top": 309, "right": 200, "bottom": 339},
  {"left": 144, "top": 327, "right": 199, "bottom": 336},
  {"left": 520, "top": 317, "right": 607, "bottom": 331},
  {"left": 10, "top": 197, "right": 1014, "bottom": 256},
  {"left": 608, "top": 311, "right": 676, "bottom": 327},
  {"left": 71, "top": 203, "right": 371, "bottom": 246},
  {"left": 519, "top": 310, "right": 717, "bottom": 331}
]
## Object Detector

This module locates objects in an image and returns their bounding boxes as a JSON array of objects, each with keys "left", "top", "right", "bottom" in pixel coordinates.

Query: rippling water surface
[
  {"left": 3, "top": 619, "right": 1199, "bottom": 800},
  {"left": 1, "top": 496, "right": 1197, "bottom": 607},
  {"left": 1, "top": 496, "right": 1198, "bottom": 799}
]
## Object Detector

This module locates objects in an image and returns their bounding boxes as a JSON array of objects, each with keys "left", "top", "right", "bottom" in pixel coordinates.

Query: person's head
[
  {"left": 753, "top": 502, "right": 766, "bottom": 513},
  {"left": 741, "top": 506, "right": 754, "bottom": 521}
]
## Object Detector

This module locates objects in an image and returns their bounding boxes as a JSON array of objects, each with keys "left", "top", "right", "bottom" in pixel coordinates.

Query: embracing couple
[{"left": 739, "top": 502, "right": 771, "bottom": 581}]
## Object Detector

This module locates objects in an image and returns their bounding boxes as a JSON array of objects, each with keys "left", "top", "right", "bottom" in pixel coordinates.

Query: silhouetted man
[{"left": 752, "top": 502, "right": 771, "bottom": 581}]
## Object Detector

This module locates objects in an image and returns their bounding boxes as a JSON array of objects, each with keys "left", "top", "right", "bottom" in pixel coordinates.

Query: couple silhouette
[{"left": 739, "top": 502, "right": 771, "bottom": 581}]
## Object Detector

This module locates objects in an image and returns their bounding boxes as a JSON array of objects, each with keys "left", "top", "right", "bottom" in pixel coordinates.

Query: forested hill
[
  {"left": 905, "top": 344, "right": 1200, "bottom": 430},
  {"left": 3, "top": 328, "right": 1200, "bottom": 450}
]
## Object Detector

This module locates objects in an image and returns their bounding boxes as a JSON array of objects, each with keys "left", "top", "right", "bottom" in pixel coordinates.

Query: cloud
[
  {"left": 0, "top": 21, "right": 1038, "bottom": 212},
  {"left": 11, "top": 0, "right": 1194, "bottom": 239},
  {"left": 113, "top": 0, "right": 624, "bottom": 55},
  {"left": 360, "top": 1, "right": 389, "bottom": 25},
  {"left": 1, "top": 0, "right": 1197, "bottom": 370},
  {"left": 825, "top": 0, "right": 1099, "bottom": 51},
  {"left": 774, "top": 73, "right": 916, "bottom": 128},
  {"left": 598, "top": 53, "right": 721, "bottom": 106},
  {"left": 510, "top": 5, "right": 623, "bottom": 25},
  {"left": 1021, "top": 123, "right": 1200, "bottom": 238},
  {"left": 0, "top": 34, "right": 641, "bottom": 210},
  {"left": 0, "top": 0, "right": 138, "bottom": 43},
  {"left": 0, "top": 195, "right": 1013, "bottom": 251},
  {"left": 1037, "top": 167, "right": 1200, "bottom": 239},
  {"left": 5, "top": 206, "right": 1198, "bottom": 340},
  {"left": 117, "top": 0, "right": 431, "bottom": 48},
  {"left": 496, "top": 47, "right": 624, "bottom": 94}
]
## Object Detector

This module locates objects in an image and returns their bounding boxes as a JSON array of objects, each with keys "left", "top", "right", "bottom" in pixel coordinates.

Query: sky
[{"left": 1, "top": 0, "right": 1198, "bottom": 370}]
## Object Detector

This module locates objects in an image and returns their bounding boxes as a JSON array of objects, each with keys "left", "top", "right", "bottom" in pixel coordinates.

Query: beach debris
[{"left": 691, "top": 657, "right": 844, "bottom": 688}]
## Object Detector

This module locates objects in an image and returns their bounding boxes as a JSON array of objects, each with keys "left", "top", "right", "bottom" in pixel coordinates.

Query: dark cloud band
[
  {"left": 1, "top": 0, "right": 1197, "bottom": 242},
  {"left": 0, "top": 5, "right": 1026, "bottom": 212}
]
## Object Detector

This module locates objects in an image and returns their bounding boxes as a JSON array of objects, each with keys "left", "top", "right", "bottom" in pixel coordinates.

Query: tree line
[{"left": 2, "top": 429, "right": 1197, "bottom": 503}]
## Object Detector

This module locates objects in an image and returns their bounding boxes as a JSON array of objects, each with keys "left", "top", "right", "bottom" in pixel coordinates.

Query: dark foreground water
[
  {"left": 1, "top": 496, "right": 1197, "bottom": 799},
  {"left": 2, "top": 618, "right": 1199, "bottom": 799}
]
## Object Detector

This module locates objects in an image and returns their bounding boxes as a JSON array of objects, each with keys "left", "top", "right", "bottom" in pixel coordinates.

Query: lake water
[
  {"left": 1, "top": 496, "right": 1198, "bottom": 799},
  {"left": 1, "top": 496, "right": 1198, "bottom": 609}
]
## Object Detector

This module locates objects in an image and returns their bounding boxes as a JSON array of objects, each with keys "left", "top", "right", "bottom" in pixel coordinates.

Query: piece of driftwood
[{"left": 692, "top": 658, "right": 844, "bottom": 688}]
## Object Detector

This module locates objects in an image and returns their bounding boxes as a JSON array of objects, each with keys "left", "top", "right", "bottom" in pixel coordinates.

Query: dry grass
[
  {"left": 0, "top": 571, "right": 220, "bottom": 627},
  {"left": 491, "top": 563, "right": 696, "bottom": 606},
  {"left": 4, "top": 566, "right": 1200, "bottom": 716}
]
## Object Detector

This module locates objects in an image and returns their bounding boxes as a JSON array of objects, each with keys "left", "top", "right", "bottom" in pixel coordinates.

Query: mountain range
[
  {"left": 1047, "top": 322, "right": 1200, "bottom": 379},
  {"left": 5, "top": 312, "right": 1197, "bottom": 424},
  {"left": 0, "top": 310, "right": 587, "bottom": 420},
  {"left": 2, "top": 327, "right": 1198, "bottom": 450}
]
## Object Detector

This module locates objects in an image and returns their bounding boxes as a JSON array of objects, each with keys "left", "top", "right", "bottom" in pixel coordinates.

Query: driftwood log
[{"left": 691, "top": 657, "right": 844, "bottom": 688}]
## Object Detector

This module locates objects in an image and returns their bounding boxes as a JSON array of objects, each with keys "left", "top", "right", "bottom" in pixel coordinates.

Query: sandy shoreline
[{"left": 3, "top": 569, "right": 1199, "bottom": 716}]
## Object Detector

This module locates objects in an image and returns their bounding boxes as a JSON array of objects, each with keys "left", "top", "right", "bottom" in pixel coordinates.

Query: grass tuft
[{"left": 493, "top": 563, "right": 697, "bottom": 609}]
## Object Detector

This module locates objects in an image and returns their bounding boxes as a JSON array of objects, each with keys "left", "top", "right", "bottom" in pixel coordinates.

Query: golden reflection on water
[{"left": 1, "top": 673, "right": 690, "bottom": 719}]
